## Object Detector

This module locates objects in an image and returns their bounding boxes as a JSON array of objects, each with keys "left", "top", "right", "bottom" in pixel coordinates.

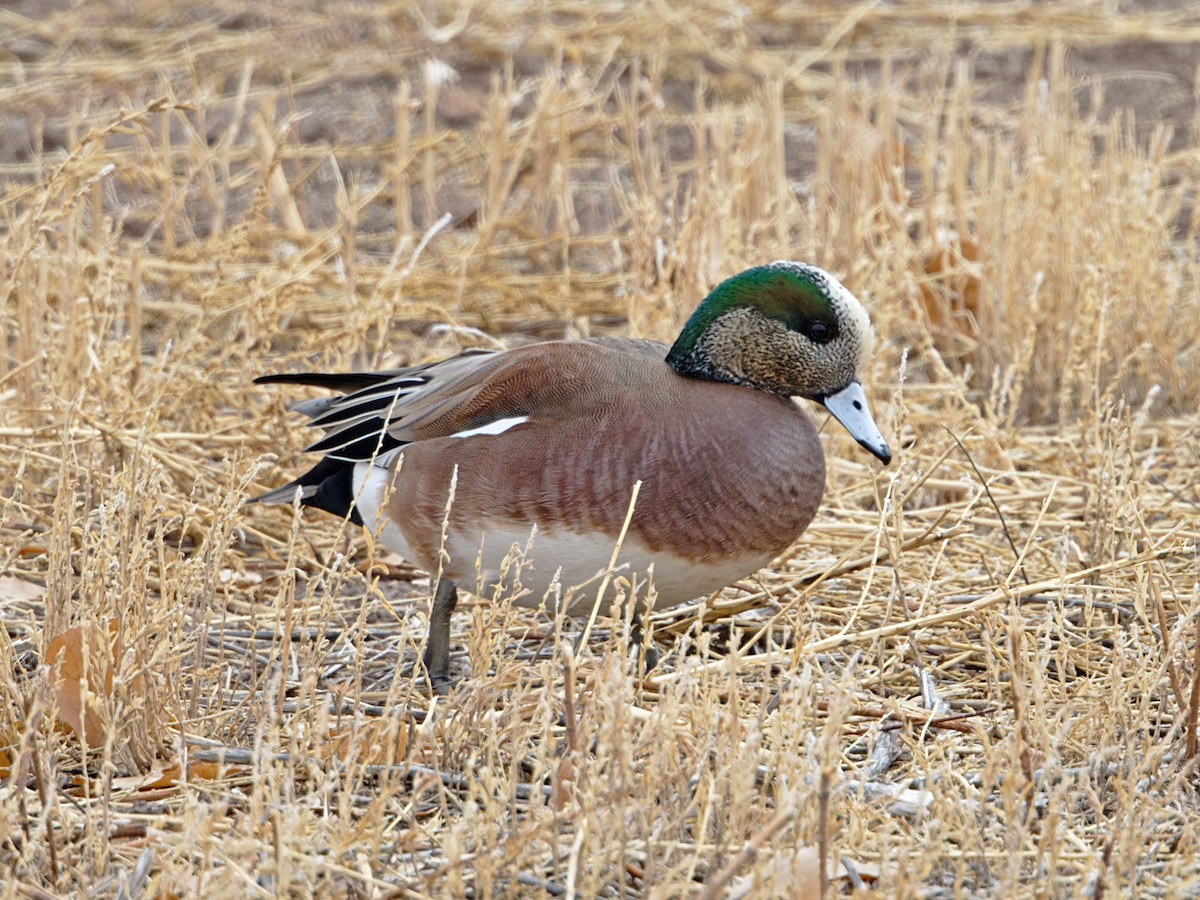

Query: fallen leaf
[
  {"left": 919, "top": 237, "right": 983, "bottom": 360},
  {"left": 0, "top": 575, "right": 47, "bottom": 603},
  {"left": 549, "top": 756, "right": 576, "bottom": 812},
  {"left": 728, "top": 848, "right": 887, "bottom": 899},
  {"left": 729, "top": 846, "right": 822, "bottom": 899},
  {"left": 110, "top": 756, "right": 181, "bottom": 792},
  {"left": 187, "top": 760, "right": 228, "bottom": 782},
  {"left": 45, "top": 618, "right": 120, "bottom": 745},
  {"left": 321, "top": 717, "right": 410, "bottom": 768},
  {"left": 109, "top": 756, "right": 234, "bottom": 791},
  {"left": 354, "top": 549, "right": 414, "bottom": 579}
]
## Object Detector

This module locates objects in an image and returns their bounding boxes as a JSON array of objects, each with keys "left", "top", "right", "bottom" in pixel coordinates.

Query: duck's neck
[
  {"left": 666, "top": 341, "right": 733, "bottom": 384},
  {"left": 665, "top": 280, "right": 747, "bottom": 381},
  {"left": 666, "top": 306, "right": 767, "bottom": 391}
]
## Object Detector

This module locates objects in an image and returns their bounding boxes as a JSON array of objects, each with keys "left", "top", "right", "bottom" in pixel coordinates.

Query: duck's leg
[
  {"left": 630, "top": 611, "right": 660, "bottom": 673},
  {"left": 424, "top": 577, "right": 459, "bottom": 694}
]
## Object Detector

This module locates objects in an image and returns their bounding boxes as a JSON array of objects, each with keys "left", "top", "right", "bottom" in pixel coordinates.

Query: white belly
[
  {"left": 444, "top": 522, "right": 765, "bottom": 615},
  {"left": 353, "top": 461, "right": 764, "bottom": 615}
]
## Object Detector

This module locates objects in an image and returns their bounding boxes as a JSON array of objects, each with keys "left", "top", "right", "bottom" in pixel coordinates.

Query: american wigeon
[{"left": 254, "top": 261, "right": 891, "bottom": 689}]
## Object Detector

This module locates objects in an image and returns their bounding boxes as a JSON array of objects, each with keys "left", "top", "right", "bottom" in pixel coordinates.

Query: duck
[{"left": 253, "top": 261, "right": 892, "bottom": 690}]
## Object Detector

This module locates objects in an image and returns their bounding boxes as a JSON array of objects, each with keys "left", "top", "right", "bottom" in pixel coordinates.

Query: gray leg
[
  {"left": 424, "top": 578, "right": 459, "bottom": 694},
  {"left": 630, "top": 612, "right": 660, "bottom": 673}
]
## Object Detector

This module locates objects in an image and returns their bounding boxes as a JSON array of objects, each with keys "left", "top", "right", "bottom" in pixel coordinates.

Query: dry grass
[{"left": 3, "top": 1, "right": 1200, "bottom": 896}]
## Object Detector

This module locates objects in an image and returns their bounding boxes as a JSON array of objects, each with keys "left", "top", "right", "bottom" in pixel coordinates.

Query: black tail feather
[
  {"left": 306, "top": 418, "right": 405, "bottom": 458},
  {"left": 248, "top": 456, "right": 364, "bottom": 525},
  {"left": 254, "top": 371, "right": 397, "bottom": 393}
]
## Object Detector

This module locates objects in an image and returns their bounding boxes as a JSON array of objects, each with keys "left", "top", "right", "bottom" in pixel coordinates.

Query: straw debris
[{"left": 2, "top": 1, "right": 1200, "bottom": 895}]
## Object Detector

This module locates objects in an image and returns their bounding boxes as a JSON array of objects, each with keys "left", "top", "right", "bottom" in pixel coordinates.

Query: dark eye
[{"left": 804, "top": 321, "right": 833, "bottom": 344}]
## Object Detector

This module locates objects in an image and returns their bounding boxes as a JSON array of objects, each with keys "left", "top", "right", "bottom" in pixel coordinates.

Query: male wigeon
[{"left": 255, "top": 261, "right": 892, "bottom": 689}]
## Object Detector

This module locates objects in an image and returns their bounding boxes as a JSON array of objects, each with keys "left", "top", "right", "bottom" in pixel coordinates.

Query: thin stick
[
  {"left": 944, "top": 426, "right": 1029, "bottom": 584},
  {"left": 650, "top": 545, "right": 1177, "bottom": 684},
  {"left": 817, "top": 766, "right": 831, "bottom": 900},
  {"left": 697, "top": 803, "right": 796, "bottom": 900},
  {"left": 29, "top": 734, "right": 58, "bottom": 888},
  {"left": 1187, "top": 603, "right": 1200, "bottom": 760},
  {"left": 655, "top": 520, "right": 964, "bottom": 633},
  {"left": 576, "top": 480, "right": 641, "bottom": 653}
]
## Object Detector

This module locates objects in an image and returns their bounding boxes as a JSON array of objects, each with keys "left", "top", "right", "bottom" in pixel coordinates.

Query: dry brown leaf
[
  {"left": 110, "top": 756, "right": 178, "bottom": 792},
  {"left": 187, "top": 760, "right": 228, "bottom": 782},
  {"left": 45, "top": 618, "right": 120, "bottom": 745},
  {"left": 70, "top": 758, "right": 243, "bottom": 797},
  {"left": 108, "top": 756, "right": 235, "bottom": 792},
  {"left": 0, "top": 575, "right": 47, "bottom": 603},
  {"left": 549, "top": 755, "right": 576, "bottom": 812},
  {"left": 919, "top": 237, "right": 983, "bottom": 360},
  {"left": 354, "top": 549, "right": 414, "bottom": 578},
  {"left": 322, "top": 717, "right": 410, "bottom": 768},
  {"left": 728, "top": 848, "right": 887, "bottom": 899},
  {"left": 729, "top": 846, "right": 823, "bottom": 899}
]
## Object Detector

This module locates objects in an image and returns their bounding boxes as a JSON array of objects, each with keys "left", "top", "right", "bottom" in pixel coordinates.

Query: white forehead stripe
[{"left": 448, "top": 416, "right": 530, "bottom": 439}]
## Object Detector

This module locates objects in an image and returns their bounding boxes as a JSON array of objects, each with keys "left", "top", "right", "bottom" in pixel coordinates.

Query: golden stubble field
[{"left": 2, "top": 1, "right": 1200, "bottom": 896}]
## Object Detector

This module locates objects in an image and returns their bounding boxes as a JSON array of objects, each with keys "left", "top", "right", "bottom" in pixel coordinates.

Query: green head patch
[{"left": 667, "top": 262, "right": 846, "bottom": 369}]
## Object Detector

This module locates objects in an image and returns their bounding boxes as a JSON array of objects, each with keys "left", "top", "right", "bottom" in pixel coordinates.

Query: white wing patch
[{"left": 447, "top": 416, "right": 529, "bottom": 439}]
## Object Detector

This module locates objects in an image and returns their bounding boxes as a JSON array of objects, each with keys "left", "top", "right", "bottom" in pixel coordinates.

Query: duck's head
[{"left": 666, "top": 260, "right": 892, "bottom": 464}]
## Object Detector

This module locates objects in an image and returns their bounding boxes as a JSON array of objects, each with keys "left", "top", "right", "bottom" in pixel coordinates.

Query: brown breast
[{"left": 382, "top": 339, "right": 827, "bottom": 573}]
